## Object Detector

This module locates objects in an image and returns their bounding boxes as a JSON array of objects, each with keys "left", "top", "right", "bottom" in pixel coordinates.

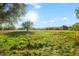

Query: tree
[
  {"left": 5, "top": 24, "right": 16, "bottom": 30},
  {"left": 22, "top": 21, "right": 33, "bottom": 32},
  {"left": 70, "top": 23, "right": 79, "bottom": 31},
  {"left": 75, "top": 7, "right": 79, "bottom": 19},
  {"left": 61, "top": 25, "right": 68, "bottom": 30},
  {"left": 0, "top": 3, "right": 26, "bottom": 30}
]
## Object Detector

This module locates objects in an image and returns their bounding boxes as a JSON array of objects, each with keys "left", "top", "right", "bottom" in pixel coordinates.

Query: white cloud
[
  {"left": 73, "top": 13, "right": 76, "bottom": 16},
  {"left": 42, "top": 21, "right": 47, "bottom": 24},
  {"left": 35, "top": 4, "right": 41, "bottom": 9},
  {"left": 30, "top": 4, "right": 41, "bottom": 9},
  {"left": 22, "top": 11, "right": 38, "bottom": 22},
  {"left": 62, "top": 17, "right": 68, "bottom": 20},
  {"left": 50, "top": 20, "right": 55, "bottom": 23}
]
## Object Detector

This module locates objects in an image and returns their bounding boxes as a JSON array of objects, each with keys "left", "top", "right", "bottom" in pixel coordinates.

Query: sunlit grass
[{"left": 0, "top": 30, "right": 78, "bottom": 56}]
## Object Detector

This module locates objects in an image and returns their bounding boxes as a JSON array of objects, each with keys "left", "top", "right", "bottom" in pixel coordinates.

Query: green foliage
[
  {"left": 0, "top": 23, "right": 16, "bottom": 30},
  {"left": 75, "top": 7, "right": 79, "bottom": 19},
  {"left": 22, "top": 21, "right": 33, "bottom": 31},
  {"left": 0, "top": 30, "right": 78, "bottom": 56},
  {"left": 69, "top": 23, "right": 79, "bottom": 31},
  {"left": 5, "top": 25, "right": 16, "bottom": 30},
  {"left": 61, "top": 25, "right": 68, "bottom": 30},
  {"left": 0, "top": 24, "right": 2, "bottom": 30},
  {"left": 0, "top": 3, "right": 26, "bottom": 26}
]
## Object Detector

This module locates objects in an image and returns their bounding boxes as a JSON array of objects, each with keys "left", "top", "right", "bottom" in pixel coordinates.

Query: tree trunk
[
  {"left": 27, "top": 28, "right": 29, "bottom": 32},
  {"left": 0, "top": 24, "right": 4, "bottom": 31}
]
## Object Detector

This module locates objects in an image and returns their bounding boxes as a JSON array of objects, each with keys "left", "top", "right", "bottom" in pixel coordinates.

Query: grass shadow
[{"left": 5, "top": 31, "right": 34, "bottom": 37}]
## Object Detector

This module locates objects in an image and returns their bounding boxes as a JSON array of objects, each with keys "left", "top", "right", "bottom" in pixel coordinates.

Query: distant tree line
[
  {"left": 18, "top": 22, "right": 79, "bottom": 31},
  {"left": 0, "top": 24, "right": 16, "bottom": 30},
  {"left": 1, "top": 21, "right": 78, "bottom": 31},
  {"left": 44, "top": 25, "right": 68, "bottom": 30}
]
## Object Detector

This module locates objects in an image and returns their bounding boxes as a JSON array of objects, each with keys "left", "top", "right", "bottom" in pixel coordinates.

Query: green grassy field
[{"left": 0, "top": 30, "right": 79, "bottom": 56}]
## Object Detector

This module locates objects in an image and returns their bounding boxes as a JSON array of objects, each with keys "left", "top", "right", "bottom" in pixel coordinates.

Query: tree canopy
[
  {"left": 22, "top": 21, "right": 33, "bottom": 31},
  {"left": 0, "top": 3, "right": 26, "bottom": 25},
  {"left": 75, "top": 7, "right": 79, "bottom": 19}
]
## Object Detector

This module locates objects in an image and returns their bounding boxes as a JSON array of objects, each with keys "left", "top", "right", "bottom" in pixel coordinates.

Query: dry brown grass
[{"left": 75, "top": 31, "right": 79, "bottom": 41}]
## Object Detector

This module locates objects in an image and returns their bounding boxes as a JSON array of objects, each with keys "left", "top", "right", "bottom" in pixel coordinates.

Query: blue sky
[{"left": 17, "top": 3, "right": 79, "bottom": 28}]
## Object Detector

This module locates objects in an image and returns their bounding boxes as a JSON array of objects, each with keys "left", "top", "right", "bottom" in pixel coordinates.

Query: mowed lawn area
[{"left": 0, "top": 30, "right": 79, "bottom": 56}]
